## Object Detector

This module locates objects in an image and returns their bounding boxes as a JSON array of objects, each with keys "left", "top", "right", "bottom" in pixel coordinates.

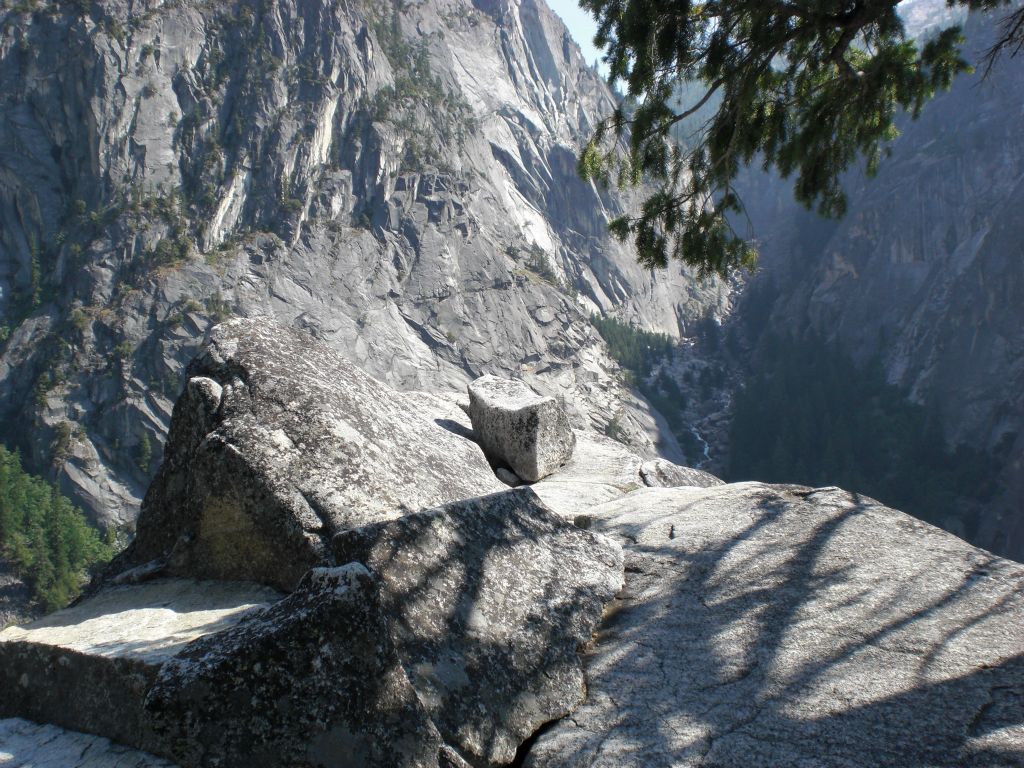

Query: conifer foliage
[
  {"left": 0, "top": 446, "right": 112, "bottom": 612},
  {"left": 579, "top": 0, "right": 1022, "bottom": 276}
]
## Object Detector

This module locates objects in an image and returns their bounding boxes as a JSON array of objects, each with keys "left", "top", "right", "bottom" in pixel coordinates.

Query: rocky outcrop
[
  {"left": 639, "top": 458, "right": 724, "bottom": 489},
  {"left": 5, "top": 326, "right": 1024, "bottom": 765},
  {"left": 468, "top": 375, "right": 576, "bottom": 481},
  {"left": 0, "top": 491, "right": 623, "bottom": 767},
  {"left": 147, "top": 564, "right": 443, "bottom": 768},
  {"left": 0, "top": 0, "right": 729, "bottom": 533},
  {"left": 0, "top": 337, "right": 626, "bottom": 766},
  {"left": 525, "top": 483, "right": 1024, "bottom": 767},
  {"left": 0, "top": 578, "right": 282, "bottom": 750},
  {"left": 332, "top": 488, "right": 624, "bottom": 766},
  {"left": 114, "top": 318, "right": 503, "bottom": 591}
]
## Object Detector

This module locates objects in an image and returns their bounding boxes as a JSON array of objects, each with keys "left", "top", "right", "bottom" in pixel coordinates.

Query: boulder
[
  {"left": 0, "top": 579, "right": 282, "bottom": 752},
  {"left": 332, "top": 488, "right": 624, "bottom": 766},
  {"left": 116, "top": 318, "right": 503, "bottom": 591},
  {"left": 639, "top": 458, "right": 725, "bottom": 489},
  {"left": 525, "top": 483, "right": 1024, "bottom": 767},
  {"left": 467, "top": 376, "right": 575, "bottom": 482},
  {"left": 146, "top": 564, "right": 444, "bottom": 768}
]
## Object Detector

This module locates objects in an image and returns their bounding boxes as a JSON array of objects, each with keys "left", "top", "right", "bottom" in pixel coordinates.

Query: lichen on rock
[{"left": 146, "top": 564, "right": 444, "bottom": 768}]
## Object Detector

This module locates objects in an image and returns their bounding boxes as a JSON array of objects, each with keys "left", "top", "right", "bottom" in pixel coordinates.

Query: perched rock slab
[
  {"left": 467, "top": 375, "right": 575, "bottom": 482},
  {"left": 0, "top": 718, "right": 177, "bottom": 768},
  {"left": 639, "top": 458, "right": 724, "bottom": 489},
  {"left": 532, "top": 431, "right": 644, "bottom": 518},
  {"left": 119, "top": 318, "right": 502, "bottom": 591},
  {"left": 0, "top": 579, "right": 281, "bottom": 752},
  {"left": 147, "top": 564, "right": 443, "bottom": 768},
  {"left": 332, "top": 488, "right": 624, "bottom": 766},
  {"left": 525, "top": 483, "right": 1024, "bottom": 767}
]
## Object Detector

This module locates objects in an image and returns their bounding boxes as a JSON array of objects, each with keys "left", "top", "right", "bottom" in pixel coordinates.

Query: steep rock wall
[{"left": 0, "top": 0, "right": 729, "bottom": 528}]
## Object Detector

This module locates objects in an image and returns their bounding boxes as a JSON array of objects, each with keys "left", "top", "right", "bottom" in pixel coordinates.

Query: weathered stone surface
[
  {"left": 0, "top": 579, "right": 281, "bottom": 751},
  {"left": 532, "top": 431, "right": 645, "bottom": 518},
  {"left": 332, "top": 488, "right": 624, "bottom": 766},
  {"left": 0, "top": 718, "right": 177, "bottom": 768},
  {"left": 639, "top": 458, "right": 725, "bottom": 489},
  {"left": 525, "top": 483, "right": 1024, "bottom": 767},
  {"left": 468, "top": 375, "right": 576, "bottom": 482},
  {"left": 116, "top": 318, "right": 502, "bottom": 591},
  {"left": 146, "top": 564, "right": 443, "bottom": 768}
]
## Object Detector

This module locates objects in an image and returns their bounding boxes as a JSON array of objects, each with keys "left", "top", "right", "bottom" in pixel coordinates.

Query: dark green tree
[
  {"left": 579, "top": 0, "right": 1023, "bottom": 276},
  {"left": 0, "top": 445, "right": 112, "bottom": 611}
]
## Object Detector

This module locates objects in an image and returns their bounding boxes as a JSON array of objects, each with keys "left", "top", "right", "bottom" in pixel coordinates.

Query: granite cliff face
[
  {"left": 0, "top": 0, "right": 729, "bottom": 531},
  {"left": 733, "top": 11, "right": 1024, "bottom": 559}
]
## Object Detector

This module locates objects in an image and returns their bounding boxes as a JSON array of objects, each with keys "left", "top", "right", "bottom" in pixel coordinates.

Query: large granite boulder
[
  {"left": 525, "top": 483, "right": 1024, "bottom": 767},
  {"left": 639, "top": 458, "right": 725, "bottom": 489},
  {"left": 0, "top": 579, "right": 282, "bottom": 752},
  {"left": 117, "top": 318, "right": 503, "bottom": 591},
  {"left": 146, "top": 564, "right": 443, "bottom": 768},
  {"left": 467, "top": 376, "right": 576, "bottom": 482},
  {"left": 332, "top": 488, "right": 624, "bottom": 766}
]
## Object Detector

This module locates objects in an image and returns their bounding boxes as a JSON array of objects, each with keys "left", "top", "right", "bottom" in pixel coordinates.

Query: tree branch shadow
[{"left": 534, "top": 485, "right": 1024, "bottom": 767}]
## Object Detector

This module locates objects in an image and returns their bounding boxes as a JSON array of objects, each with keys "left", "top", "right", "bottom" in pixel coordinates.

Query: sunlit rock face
[
  {"left": 2, "top": 327, "right": 1023, "bottom": 766},
  {"left": 0, "top": 0, "right": 729, "bottom": 533},
  {"left": 468, "top": 374, "right": 576, "bottom": 481},
  {"left": 526, "top": 482, "right": 1024, "bottom": 768}
]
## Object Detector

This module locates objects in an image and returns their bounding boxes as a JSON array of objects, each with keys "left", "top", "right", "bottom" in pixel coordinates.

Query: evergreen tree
[
  {"left": 578, "top": 0, "right": 1023, "bottom": 276},
  {"left": 0, "top": 445, "right": 112, "bottom": 612}
]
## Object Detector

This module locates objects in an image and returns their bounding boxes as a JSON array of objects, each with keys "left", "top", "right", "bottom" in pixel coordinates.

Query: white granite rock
[
  {"left": 113, "top": 319, "right": 503, "bottom": 591},
  {"left": 525, "top": 483, "right": 1024, "bottom": 767},
  {"left": 468, "top": 375, "right": 576, "bottom": 482},
  {"left": 532, "top": 430, "right": 645, "bottom": 518},
  {"left": 0, "top": 718, "right": 176, "bottom": 768},
  {"left": 0, "top": 579, "right": 281, "bottom": 752}
]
